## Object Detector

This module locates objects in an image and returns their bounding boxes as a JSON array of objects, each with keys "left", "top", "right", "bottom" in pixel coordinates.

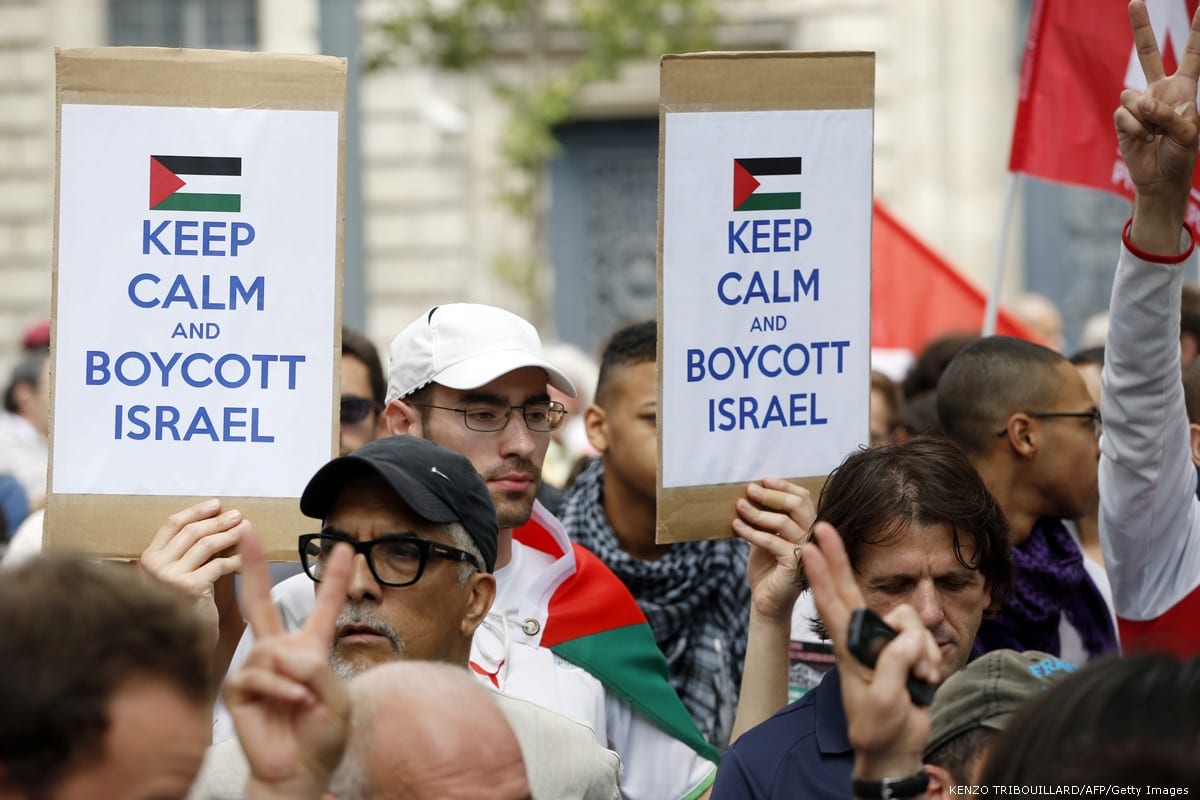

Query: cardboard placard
[
  {"left": 46, "top": 48, "right": 346, "bottom": 560},
  {"left": 657, "top": 52, "right": 874, "bottom": 543}
]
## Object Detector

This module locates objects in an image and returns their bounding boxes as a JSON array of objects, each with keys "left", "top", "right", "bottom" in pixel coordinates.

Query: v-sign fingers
[
  {"left": 303, "top": 542, "right": 352, "bottom": 646},
  {"left": 1176, "top": 1, "right": 1200, "bottom": 81},
  {"left": 239, "top": 526, "right": 285, "bottom": 640},
  {"left": 1130, "top": 0, "right": 1166, "bottom": 84}
]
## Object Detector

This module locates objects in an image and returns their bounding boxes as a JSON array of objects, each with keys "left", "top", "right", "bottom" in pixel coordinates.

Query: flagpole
[{"left": 983, "top": 172, "right": 1019, "bottom": 336}]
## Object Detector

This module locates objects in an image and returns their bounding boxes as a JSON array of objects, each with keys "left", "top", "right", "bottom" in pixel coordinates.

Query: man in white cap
[
  {"left": 209, "top": 305, "right": 717, "bottom": 799},
  {"left": 387, "top": 304, "right": 719, "bottom": 799}
]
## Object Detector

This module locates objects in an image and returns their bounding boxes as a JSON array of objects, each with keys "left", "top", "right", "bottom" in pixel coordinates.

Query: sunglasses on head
[{"left": 340, "top": 395, "right": 379, "bottom": 425}]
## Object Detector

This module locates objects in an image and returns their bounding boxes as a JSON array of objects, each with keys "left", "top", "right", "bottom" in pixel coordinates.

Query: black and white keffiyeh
[{"left": 561, "top": 458, "right": 750, "bottom": 748}]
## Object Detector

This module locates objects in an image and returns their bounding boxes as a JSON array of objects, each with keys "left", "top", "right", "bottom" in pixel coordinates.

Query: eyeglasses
[
  {"left": 340, "top": 396, "right": 379, "bottom": 425},
  {"left": 299, "top": 532, "right": 481, "bottom": 587},
  {"left": 995, "top": 409, "right": 1103, "bottom": 438},
  {"left": 408, "top": 398, "right": 567, "bottom": 432}
]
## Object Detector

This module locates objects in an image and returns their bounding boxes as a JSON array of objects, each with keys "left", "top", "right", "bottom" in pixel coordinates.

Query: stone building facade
[{"left": 0, "top": 0, "right": 1022, "bottom": 379}]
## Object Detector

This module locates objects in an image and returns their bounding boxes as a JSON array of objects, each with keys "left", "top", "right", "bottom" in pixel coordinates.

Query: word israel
[
  {"left": 707, "top": 391, "right": 827, "bottom": 432},
  {"left": 686, "top": 340, "right": 851, "bottom": 382},
  {"left": 112, "top": 404, "right": 275, "bottom": 443}
]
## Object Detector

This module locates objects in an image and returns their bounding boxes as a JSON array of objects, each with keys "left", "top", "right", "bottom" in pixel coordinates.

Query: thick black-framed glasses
[
  {"left": 340, "top": 395, "right": 380, "bottom": 425},
  {"left": 995, "top": 409, "right": 1102, "bottom": 438},
  {"left": 299, "top": 532, "right": 481, "bottom": 587},
  {"left": 408, "top": 398, "right": 567, "bottom": 432}
]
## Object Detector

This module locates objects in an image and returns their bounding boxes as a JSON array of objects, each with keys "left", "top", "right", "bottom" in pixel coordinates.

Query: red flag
[
  {"left": 1009, "top": 0, "right": 1200, "bottom": 225},
  {"left": 871, "top": 201, "right": 1037, "bottom": 352}
]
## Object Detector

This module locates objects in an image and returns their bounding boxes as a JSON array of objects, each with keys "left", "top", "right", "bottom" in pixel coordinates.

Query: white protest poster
[
  {"left": 46, "top": 48, "right": 346, "bottom": 559},
  {"left": 657, "top": 52, "right": 874, "bottom": 543}
]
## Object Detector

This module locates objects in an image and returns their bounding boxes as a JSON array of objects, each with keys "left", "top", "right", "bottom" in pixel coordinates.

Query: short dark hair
[
  {"left": 925, "top": 727, "right": 996, "bottom": 787},
  {"left": 804, "top": 436, "right": 1012, "bottom": 612},
  {"left": 342, "top": 325, "right": 386, "bottom": 406},
  {"left": 980, "top": 654, "right": 1200, "bottom": 784},
  {"left": 1068, "top": 346, "right": 1104, "bottom": 367},
  {"left": 0, "top": 556, "right": 212, "bottom": 797},
  {"left": 936, "top": 336, "right": 1067, "bottom": 456},
  {"left": 894, "top": 390, "right": 942, "bottom": 439},
  {"left": 594, "top": 320, "right": 656, "bottom": 407},
  {"left": 3, "top": 351, "right": 48, "bottom": 414},
  {"left": 901, "top": 332, "right": 979, "bottom": 400}
]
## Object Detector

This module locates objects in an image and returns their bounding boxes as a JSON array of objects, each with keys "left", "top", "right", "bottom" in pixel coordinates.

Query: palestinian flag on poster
[
  {"left": 733, "top": 157, "right": 803, "bottom": 211},
  {"left": 149, "top": 155, "right": 242, "bottom": 212}
]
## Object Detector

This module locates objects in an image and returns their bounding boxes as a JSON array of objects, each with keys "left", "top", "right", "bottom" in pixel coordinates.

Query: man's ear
[
  {"left": 999, "top": 413, "right": 1037, "bottom": 459},
  {"left": 460, "top": 573, "right": 497, "bottom": 638},
  {"left": 583, "top": 404, "right": 608, "bottom": 454},
  {"left": 924, "top": 763, "right": 956, "bottom": 799},
  {"left": 1190, "top": 423, "right": 1200, "bottom": 468},
  {"left": 383, "top": 400, "right": 420, "bottom": 437}
]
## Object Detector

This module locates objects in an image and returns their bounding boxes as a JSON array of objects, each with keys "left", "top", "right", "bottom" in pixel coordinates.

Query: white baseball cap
[{"left": 386, "top": 303, "right": 578, "bottom": 404}]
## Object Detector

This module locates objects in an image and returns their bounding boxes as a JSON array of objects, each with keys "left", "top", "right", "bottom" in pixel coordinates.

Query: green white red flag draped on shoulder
[{"left": 1009, "top": 0, "right": 1200, "bottom": 228}]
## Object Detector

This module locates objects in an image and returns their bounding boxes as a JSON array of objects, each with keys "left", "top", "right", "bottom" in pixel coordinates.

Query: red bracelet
[{"left": 1122, "top": 218, "right": 1196, "bottom": 264}]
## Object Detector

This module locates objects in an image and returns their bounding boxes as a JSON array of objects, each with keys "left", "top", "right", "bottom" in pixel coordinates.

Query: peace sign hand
[
  {"left": 1117, "top": 0, "right": 1200, "bottom": 249},
  {"left": 224, "top": 528, "right": 354, "bottom": 800}
]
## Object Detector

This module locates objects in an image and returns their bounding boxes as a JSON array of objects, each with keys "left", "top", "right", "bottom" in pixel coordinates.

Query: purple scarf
[{"left": 974, "top": 518, "right": 1117, "bottom": 660}]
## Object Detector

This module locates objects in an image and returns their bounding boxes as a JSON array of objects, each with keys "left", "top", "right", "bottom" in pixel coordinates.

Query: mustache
[
  {"left": 481, "top": 457, "right": 541, "bottom": 483},
  {"left": 334, "top": 604, "right": 405, "bottom": 647}
]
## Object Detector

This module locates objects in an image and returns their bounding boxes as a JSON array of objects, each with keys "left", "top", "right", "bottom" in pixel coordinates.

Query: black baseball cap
[{"left": 300, "top": 435, "right": 498, "bottom": 572}]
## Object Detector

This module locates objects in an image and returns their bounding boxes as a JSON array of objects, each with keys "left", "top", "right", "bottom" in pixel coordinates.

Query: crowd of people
[{"left": 4, "top": 2, "right": 1200, "bottom": 797}]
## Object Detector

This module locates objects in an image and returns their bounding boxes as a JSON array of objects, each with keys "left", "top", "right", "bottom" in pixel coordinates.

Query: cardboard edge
[
  {"left": 656, "top": 476, "right": 828, "bottom": 544},
  {"left": 44, "top": 493, "right": 313, "bottom": 561}
]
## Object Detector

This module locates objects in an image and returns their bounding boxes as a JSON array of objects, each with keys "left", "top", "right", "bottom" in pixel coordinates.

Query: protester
[
  {"left": 542, "top": 340, "right": 600, "bottom": 488},
  {"left": 711, "top": 436, "right": 1012, "bottom": 798},
  {"left": 1011, "top": 291, "right": 1066, "bottom": 353},
  {"left": 937, "top": 336, "right": 1117, "bottom": 663},
  {"left": 0, "top": 555, "right": 213, "bottom": 799},
  {"left": 921, "top": 649, "right": 1075, "bottom": 790},
  {"left": 562, "top": 319, "right": 749, "bottom": 747},
  {"left": 869, "top": 370, "right": 902, "bottom": 447},
  {"left": 1181, "top": 281, "right": 1200, "bottom": 369},
  {"left": 1099, "top": 0, "right": 1200, "bottom": 656},
  {"left": 899, "top": 332, "right": 977, "bottom": 401},
  {"left": 208, "top": 304, "right": 715, "bottom": 798},
  {"left": 1182, "top": 359, "right": 1200, "bottom": 501},
  {"left": 191, "top": 435, "right": 621, "bottom": 799},
  {"left": 978, "top": 653, "right": 1200, "bottom": 786},
  {"left": 890, "top": 390, "right": 942, "bottom": 441},
  {"left": 329, "top": 662, "right": 534, "bottom": 800},
  {"left": 1067, "top": 346, "right": 1106, "bottom": 567},
  {"left": 0, "top": 350, "right": 49, "bottom": 511},
  {"left": 339, "top": 325, "right": 387, "bottom": 457}
]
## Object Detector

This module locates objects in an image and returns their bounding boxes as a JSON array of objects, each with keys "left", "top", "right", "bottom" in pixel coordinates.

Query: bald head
[{"left": 330, "top": 662, "right": 530, "bottom": 800}]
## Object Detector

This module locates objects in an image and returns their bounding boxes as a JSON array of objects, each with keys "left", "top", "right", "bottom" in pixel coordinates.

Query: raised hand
[
  {"left": 140, "top": 499, "right": 247, "bottom": 655},
  {"left": 727, "top": 479, "right": 816, "bottom": 742},
  {"left": 1116, "top": 0, "right": 1200, "bottom": 251},
  {"left": 224, "top": 527, "right": 354, "bottom": 800},
  {"left": 803, "top": 522, "right": 941, "bottom": 781},
  {"left": 733, "top": 478, "right": 815, "bottom": 621}
]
